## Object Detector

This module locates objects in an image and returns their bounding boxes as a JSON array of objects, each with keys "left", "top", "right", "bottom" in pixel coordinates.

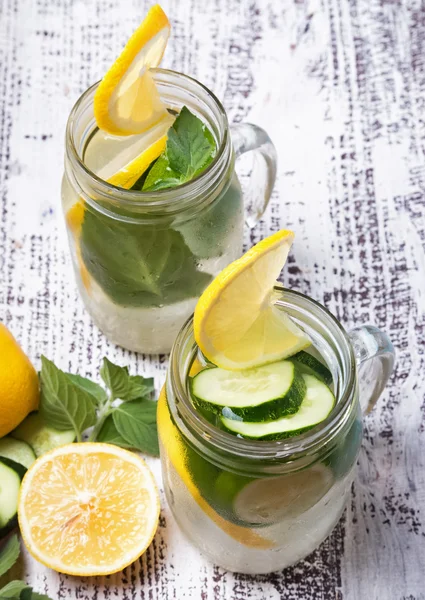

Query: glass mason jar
[
  {"left": 62, "top": 69, "right": 277, "bottom": 354},
  {"left": 158, "top": 287, "right": 395, "bottom": 574}
]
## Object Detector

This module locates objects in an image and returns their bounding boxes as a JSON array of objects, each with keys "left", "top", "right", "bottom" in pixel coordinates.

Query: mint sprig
[
  {"left": 39, "top": 357, "right": 159, "bottom": 456},
  {"left": 0, "top": 536, "right": 53, "bottom": 600},
  {"left": 142, "top": 106, "right": 216, "bottom": 191}
]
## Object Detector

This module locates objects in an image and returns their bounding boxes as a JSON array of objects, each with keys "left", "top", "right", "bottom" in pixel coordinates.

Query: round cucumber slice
[
  {"left": 0, "top": 457, "right": 26, "bottom": 538},
  {"left": 0, "top": 437, "right": 36, "bottom": 469},
  {"left": 191, "top": 361, "right": 306, "bottom": 421},
  {"left": 290, "top": 350, "right": 333, "bottom": 385},
  {"left": 229, "top": 464, "right": 334, "bottom": 525},
  {"left": 221, "top": 373, "right": 335, "bottom": 439},
  {"left": 11, "top": 413, "right": 75, "bottom": 457}
]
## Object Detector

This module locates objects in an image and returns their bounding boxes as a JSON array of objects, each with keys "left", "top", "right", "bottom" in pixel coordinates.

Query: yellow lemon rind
[
  {"left": 94, "top": 4, "right": 170, "bottom": 136},
  {"left": 18, "top": 443, "right": 160, "bottom": 576},
  {"left": 194, "top": 230, "right": 309, "bottom": 370},
  {"left": 0, "top": 325, "right": 39, "bottom": 437},
  {"left": 107, "top": 134, "right": 167, "bottom": 188}
]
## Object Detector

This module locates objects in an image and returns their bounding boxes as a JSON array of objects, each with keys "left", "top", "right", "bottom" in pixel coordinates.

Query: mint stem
[{"left": 88, "top": 396, "right": 114, "bottom": 442}]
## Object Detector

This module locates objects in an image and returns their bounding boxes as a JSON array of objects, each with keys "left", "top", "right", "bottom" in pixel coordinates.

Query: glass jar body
[
  {"left": 158, "top": 385, "right": 362, "bottom": 574},
  {"left": 157, "top": 286, "right": 398, "bottom": 574},
  {"left": 61, "top": 71, "right": 247, "bottom": 354},
  {"left": 61, "top": 170, "right": 243, "bottom": 354}
]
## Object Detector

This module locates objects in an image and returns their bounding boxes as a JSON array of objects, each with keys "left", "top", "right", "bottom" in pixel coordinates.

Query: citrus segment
[
  {"left": 94, "top": 4, "right": 171, "bottom": 135},
  {"left": 18, "top": 443, "right": 160, "bottom": 576},
  {"left": 194, "top": 230, "right": 311, "bottom": 370},
  {"left": 106, "top": 133, "right": 167, "bottom": 189},
  {"left": 157, "top": 387, "right": 274, "bottom": 549}
]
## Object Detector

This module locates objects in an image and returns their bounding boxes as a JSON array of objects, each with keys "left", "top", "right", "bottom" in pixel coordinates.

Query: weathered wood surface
[{"left": 0, "top": 0, "right": 424, "bottom": 598}]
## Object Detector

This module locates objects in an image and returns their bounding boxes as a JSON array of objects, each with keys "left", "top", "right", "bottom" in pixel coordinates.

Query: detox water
[{"left": 62, "top": 126, "right": 244, "bottom": 354}]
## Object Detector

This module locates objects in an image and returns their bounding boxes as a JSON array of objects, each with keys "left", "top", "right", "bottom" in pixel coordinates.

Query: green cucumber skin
[
  {"left": 220, "top": 421, "right": 315, "bottom": 441},
  {"left": 290, "top": 351, "right": 333, "bottom": 386},
  {"left": 0, "top": 456, "right": 27, "bottom": 480},
  {"left": 0, "top": 457, "right": 27, "bottom": 539},
  {"left": 190, "top": 367, "right": 306, "bottom": 423},
  {"left": 0, "top": 437, "right": 36, "bottom": 469}
]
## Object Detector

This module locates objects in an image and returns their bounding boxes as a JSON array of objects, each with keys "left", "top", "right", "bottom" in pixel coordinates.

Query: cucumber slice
[
  {"left": 191, "top": 361, "right": 306, "bottom": 422},
  {"left": 0, "top": 437, "right": 36, "bottom": 469},
  {"left": 11, "top": 413, "right": 75, "bottom": 457},
  {"left": 290, "top": 351, "right": 333, "bottom": 385},
  {"left": 216, "top": 464, "right": 334, "bottom": 526},
  {"left": 221, "top": 374, "right": 335, "bottom": 439},
  {"left": 0, "top": 457, "right": 26, "bottom": 539}
]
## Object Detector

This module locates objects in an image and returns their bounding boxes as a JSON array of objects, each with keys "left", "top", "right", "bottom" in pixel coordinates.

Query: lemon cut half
[
  {"left": 18, "top": 443, "right": 160, "bottom": 576},
  {"left": 94, "top": 4, "right": 171, "bottom": 136},
  {"left": 194, "top": 230, "right": 311, "bottom": 370}
]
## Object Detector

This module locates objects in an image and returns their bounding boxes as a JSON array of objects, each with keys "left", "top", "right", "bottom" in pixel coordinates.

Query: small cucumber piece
[
  {"left": 221, "top": 374, "right": 335, "bottom": 439},
  {"left": 0, "top": 437, "right": 36, "bottom": 469},
  {"left": 290, "top": 350, "right": 333, "bottom": 385},
  {"left": 11, "top": 413, "right": 75, "bottom": 457},
  {"left": 191, "top": 361, "right": 306, "bottom": 422},
  {"left": 0, "top": 457, "right": 26, "bottom": 539}
]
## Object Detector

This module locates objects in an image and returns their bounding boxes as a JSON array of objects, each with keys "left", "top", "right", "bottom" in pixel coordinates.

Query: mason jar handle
[
  {"left": 348, "top": 326, "right": 395, "bottom": 414},
  {"left": 231, "top": 123, "right": 277, "bottom": 228}
]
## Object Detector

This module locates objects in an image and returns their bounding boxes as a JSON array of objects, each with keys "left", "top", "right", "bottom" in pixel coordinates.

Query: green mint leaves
[
  {"left": 111, "top": 401, "right": 159, "bottom": 456},
  {"left": 142, "top": 106, "right": 216, "bottom": 191},
  {"left": 100, "top": 358, "right": 154, "bottom": 401},
  {"left": 0, "top": 536, "right": 53, "bottom": 600},
  {"left": 0, "top": 536, "right": 20, "bottom": 578},
  {"left": 40, "top": 357, "right": 97, "bottom": 441},
  {"left": 78, "top": 106, "right": 216, "bottom": 309},
  {"left": 80, "top": 215, "right": 212, "bottom": 308},
  {"left": 39, "top": 357, "right": 159, "bottom": 456}
]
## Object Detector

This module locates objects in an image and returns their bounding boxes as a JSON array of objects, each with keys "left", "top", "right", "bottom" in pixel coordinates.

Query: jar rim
[
  {"left": 167, "top": 286, "right": 358, "bottom": 466},
  {"left": 65, "top": 68, "right": 231, "bottom": 213}
]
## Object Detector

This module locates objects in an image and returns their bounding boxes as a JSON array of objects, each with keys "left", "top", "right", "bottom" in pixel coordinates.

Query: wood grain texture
[{"left": 0, "top": 0, "right": 424, "bottom": 598}]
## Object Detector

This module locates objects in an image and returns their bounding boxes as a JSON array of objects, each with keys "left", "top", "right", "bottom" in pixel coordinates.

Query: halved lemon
[
  {"left": 94, "top": 4, "right": 171, "bottom": 136},
  {"left": 18, "top": 443, "right": 160, "bottom": 576},
  {"left": 194, "top": 230, "right": 311, "bottom": 370}
]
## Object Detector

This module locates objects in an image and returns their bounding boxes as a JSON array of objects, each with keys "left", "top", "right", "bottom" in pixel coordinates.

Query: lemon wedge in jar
[
  {"left": 94, "top": 4, "right": 171, "bottom": 136},
  {"left": 18, "top": 443, "right": 160, "bottom": 576},
  {"left": 194, "top": 230, "right": 311, "bottom": 370}
]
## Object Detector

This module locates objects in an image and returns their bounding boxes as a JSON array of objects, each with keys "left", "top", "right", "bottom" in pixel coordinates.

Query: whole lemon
[{"left": 0, "top": 323, "right": 39, "bottom": 437}]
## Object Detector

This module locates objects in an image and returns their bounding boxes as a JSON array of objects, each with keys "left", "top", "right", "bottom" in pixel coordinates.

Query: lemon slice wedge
[
  {"left": 94, "top": 4, "right": 171, "bottom": 135},
  {"left": 18, "top": 443, "right": 160, "bottom": 576},
  {"left": 194, "top": 230, "right": 311, "bottom": 370}
]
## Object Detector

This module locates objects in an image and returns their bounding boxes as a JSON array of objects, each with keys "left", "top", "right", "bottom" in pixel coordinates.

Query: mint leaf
[
  {"left": 141, "top": 155, "right": 181, "bottom": 191},
  {"left": 143, "top": 106, "right": 216, "bottom": 191},
  {"left": 112, "top": 400, "right": 159, "bottom": 456},
  {"left": 0, "top": 535, "right": 20, "bottom": 577},
  {"left": 40, "top": 357, "right": 97, "bottom": 440},
  {"left": 100, "top": 358, "right": 154, "bottom": 401},
  {"left": 167, "top": 106, "right": 216, "bottom": 178},
  {"left": 80, "top": 219, "right": 212, "bottom": 307},
  {"left": 95, "top": 415, "right": 132, "bottom": 448},
  {"left": 0, "top": 585, "right": 53, "bottom": 600},
  {"left": 66, "top": 373, "right": 108, "bottom": 406},
  {"left": 0, "top": 582, "right": 28, "bottom": 598}
]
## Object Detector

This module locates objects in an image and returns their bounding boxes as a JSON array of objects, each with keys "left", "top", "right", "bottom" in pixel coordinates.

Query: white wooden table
[{"left": 1, "top": 0, "right": 424, "bottom": 598}]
